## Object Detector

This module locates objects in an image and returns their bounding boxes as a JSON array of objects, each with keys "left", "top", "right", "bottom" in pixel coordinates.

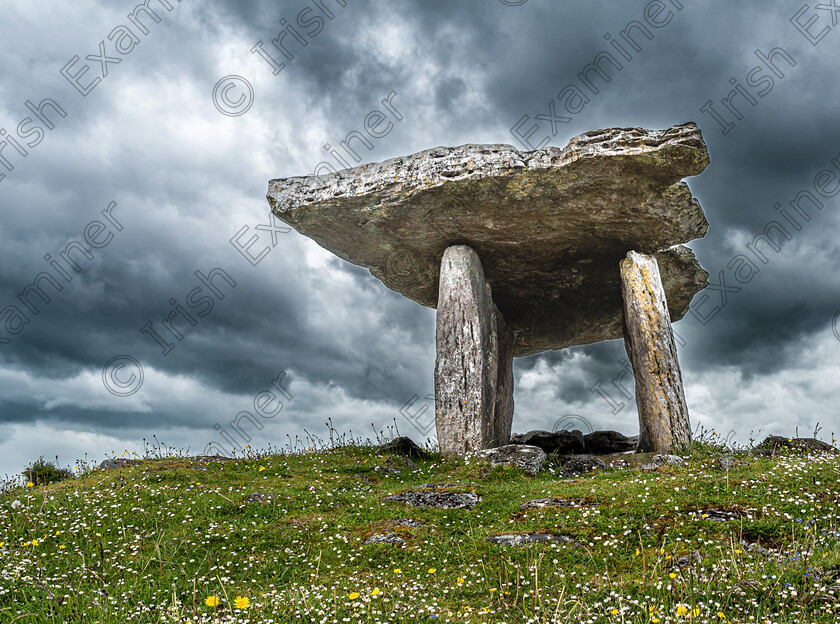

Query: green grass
[{"left": 1, "top": 436, "right": 839, "bottom": 624}]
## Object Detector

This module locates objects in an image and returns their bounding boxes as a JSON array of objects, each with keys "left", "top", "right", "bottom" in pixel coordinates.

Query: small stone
[
  {"left": 247, "top": 493, "right": 274, "bottom": 503},
  {"left": 673, "top": 550, "right": 702, "bottom": 567},
  {"left": 740, "top": 539, "right": 775, "bottom": 557},
  {"left": 365, "top": 532, "right": 405, "bottom": 545},
  {"left": 373, "top": 466, "right": 402, "bottom": 476},
  {"left": 716, "top": 455, "right": 738, "bottom": 470},
  {"left": 486, "top": 532, "right": 574, "bottom": 546},
  {"left": 476, "top": 444, "right": 546, "bottom": 476},
  {"left": 640, "top": 454, "right": 686, "bottom": 470},
  {"left": 396, "top": 518, "right": 424, "bottom": 527},
  {"left": 561, "top": 457, "right": 607, "bottom": 476}
]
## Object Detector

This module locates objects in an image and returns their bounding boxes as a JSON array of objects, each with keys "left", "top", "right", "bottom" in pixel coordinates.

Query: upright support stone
[
  {"left": 619, "top": 250, "right": 691, "bottom": 453},
  {"left": 435, "top": 245, "right": 514, "bottom": 457}
]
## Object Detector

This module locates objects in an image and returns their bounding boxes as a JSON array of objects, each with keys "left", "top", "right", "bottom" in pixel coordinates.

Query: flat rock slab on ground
[
  {"left": 520, "top": 498, "right": 596, "bottom": 509},
  {"left": 365, "top": 532, "right": 405, "bottom": 545},
  {"left": 562, "top": 457, "right": 607, "bottom": 476},
  {"left": 396, "top": 518, "right": 425, "bottom": 527},
  {"left": 268, "top": 124, "right": 710, "bottom": 356},
  {"left": 486, "top": 533, "right": 575, "bottom": 546},
  {"left": 383, "top": 491, "right": 480, "bottom": 510},
  {"left": 694, "top": 508, "right": 752, "bottom": 522},
  {"left": 476, "top": 444, "right": 547, "bottom": 476}
]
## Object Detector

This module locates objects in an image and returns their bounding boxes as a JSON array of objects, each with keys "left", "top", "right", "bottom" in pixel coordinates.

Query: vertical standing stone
[
  {"left": 620, "top": 250, "right": 691, "bottom": 453},
  {"left": 435, "top": 245, "right": 514, "bottom": 457}
]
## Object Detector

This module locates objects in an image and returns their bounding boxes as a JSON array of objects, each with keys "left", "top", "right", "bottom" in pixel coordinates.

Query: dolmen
[{"left": 267, "top": 123, "right": 711, "bottom": 457}]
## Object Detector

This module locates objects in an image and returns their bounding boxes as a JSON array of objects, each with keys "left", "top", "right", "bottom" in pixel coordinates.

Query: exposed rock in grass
[
  {"left": 714, "top": 455, "right": 750, "bottom": 470},
  {"left": 99, "top": 458, "right": 143, "bottom": 470},
  {"left": 753, "top": 436, "right": 839, "bottom": 454},
  {"left": 376, "top": 437, "right": 431, "bottom": 460},
  {"left": 520, "top": 497, "right": 595, "bottom": 509},
  {"left": 672, "top": 550, "right": 702, "bottom": 567},
  {"left": 373, "top": 466, "right": 402, "bottom": 476},
  {"left": 247, "top": 493, "right": 276, "bottom": 504},
  {"left": 396, "top": 518, "right": 424, "bottom": 527},
  {"left": 486, "top": 532, "right": 575, "bottom": 546},
  {"left": 561, "top": 457, "right": 607, "bottom": 476},
  {"left": 365, "top": 532, "right": 406, "bottom": 545},
  {"left": 476, "top": 444, "right": 546, "bottom": 476},
  {"left": 639, "top": 454, "right": 687, "bottom": 470},
  {"left": 383, "top": 491, "right": 480, "bottom": 510}
]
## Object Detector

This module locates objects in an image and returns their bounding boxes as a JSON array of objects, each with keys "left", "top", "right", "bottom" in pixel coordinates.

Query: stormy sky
[{"left": 1, "top": 0, "right": 839, "bottom": 478}]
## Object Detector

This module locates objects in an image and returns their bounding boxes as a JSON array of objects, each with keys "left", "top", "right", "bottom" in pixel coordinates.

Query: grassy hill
[{"left": 1, "top": 433, "right": 839, "bottom": 624}]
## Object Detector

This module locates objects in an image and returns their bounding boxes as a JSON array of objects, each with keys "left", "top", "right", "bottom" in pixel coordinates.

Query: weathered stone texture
[
  {"left": 267, "top": 123, "right": 710, "bottom": 356},
  {"left": 435, "top": 245, "right": 514, "bottom": 456},
  {"left": 620, "top": 251, "right": 691, "bottom": 453}
]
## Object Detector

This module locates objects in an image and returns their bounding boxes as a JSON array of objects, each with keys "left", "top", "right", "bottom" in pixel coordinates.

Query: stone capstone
[{"left": 267, "top": 123, "right": 710, "bottom": 356}]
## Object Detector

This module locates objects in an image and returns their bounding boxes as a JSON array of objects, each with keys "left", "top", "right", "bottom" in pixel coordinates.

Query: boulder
[
  {"left": 583, "top": 430, "right": 638, "bottom": 454},
  {"left": 376, "top": 437, "right": 431, "bottom": 460},
  {"left": 476, "top": 444, "right": 546, "bottom": 476},
  {"left": 510, "top": 429, "right": 585, "bottom": 454}
]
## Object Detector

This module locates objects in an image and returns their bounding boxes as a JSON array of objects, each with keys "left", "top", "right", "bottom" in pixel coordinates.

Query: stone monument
[{"left": 267, "top": 123, "right": 710, "bottom": 457}]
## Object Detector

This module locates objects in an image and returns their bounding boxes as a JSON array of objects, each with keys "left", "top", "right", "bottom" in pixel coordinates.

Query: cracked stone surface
[
  {"left": 267, "top": 123, "right": 710, "bottom": 356},
  {"left": 486, "top": 533, "right": 575, "bottom": 546},
  {"left": 382, "top": 491, "right": 480, "bottom": 510}
]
